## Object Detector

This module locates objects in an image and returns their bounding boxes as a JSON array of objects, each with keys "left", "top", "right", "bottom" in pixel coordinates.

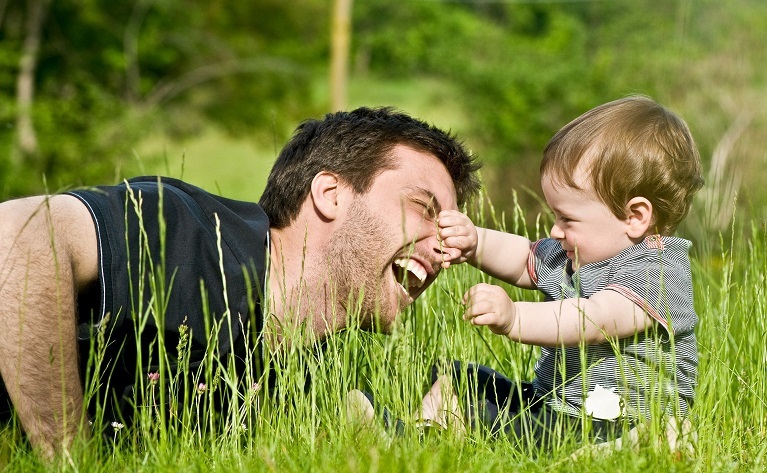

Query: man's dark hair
[{"left": 260, "top": 107, "right": 482, "bottom": 229}]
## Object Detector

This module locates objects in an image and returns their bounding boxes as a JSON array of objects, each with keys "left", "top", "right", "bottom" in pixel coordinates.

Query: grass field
[{"left": 0, "top": 198, "right": 764, "bottom": 472}]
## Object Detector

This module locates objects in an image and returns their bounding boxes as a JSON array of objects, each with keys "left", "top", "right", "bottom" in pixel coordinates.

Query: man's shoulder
[
  {"left": 126, "top": 176, "right": 270, "bottom": 226},
  {"left": 68, "top": 175, "right": 271, "bottom": 245},
  {"left": 125, "top": 176, "right": 208, "bottom": 199}
]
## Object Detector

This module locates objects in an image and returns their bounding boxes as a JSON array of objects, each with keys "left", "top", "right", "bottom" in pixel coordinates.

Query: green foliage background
[{"left": 2, "top": 0, "right": 766, "bottom": 227}]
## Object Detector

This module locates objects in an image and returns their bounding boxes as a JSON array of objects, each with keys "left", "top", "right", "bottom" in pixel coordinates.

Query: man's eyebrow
[{"left": 404, "top": 186, "right": 442, "bottom": 215}]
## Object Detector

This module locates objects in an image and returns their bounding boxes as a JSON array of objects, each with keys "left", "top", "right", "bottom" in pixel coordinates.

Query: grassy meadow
[
  {"left": 1, "top": 193, "right": 764, "bottom": 472},
  {"left": 2, "top": 78, "right": 766, "bottom": 472}
]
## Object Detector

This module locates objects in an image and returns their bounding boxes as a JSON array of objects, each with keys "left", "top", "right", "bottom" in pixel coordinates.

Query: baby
[{"left": 435, "top": 95, "right": 704, "bottom": 447}]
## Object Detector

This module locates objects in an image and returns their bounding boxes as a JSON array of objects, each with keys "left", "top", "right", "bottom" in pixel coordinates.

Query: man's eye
[{"left": 415, "top": 200, "right": 437, "bottom": 219}]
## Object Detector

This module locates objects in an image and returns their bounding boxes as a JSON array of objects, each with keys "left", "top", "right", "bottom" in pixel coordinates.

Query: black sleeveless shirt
[{"left": 68, "top": 176, "right": 269, "bottom": 377}]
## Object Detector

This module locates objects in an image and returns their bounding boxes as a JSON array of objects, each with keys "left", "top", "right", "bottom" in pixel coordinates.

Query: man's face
[{"left": 326, "top": 144, "right": 458, "bottom": 331}]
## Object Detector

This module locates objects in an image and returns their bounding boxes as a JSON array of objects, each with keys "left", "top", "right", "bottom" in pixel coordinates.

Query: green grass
[{"left": 1, "top": 193, "right": 765, "bottom": 472}]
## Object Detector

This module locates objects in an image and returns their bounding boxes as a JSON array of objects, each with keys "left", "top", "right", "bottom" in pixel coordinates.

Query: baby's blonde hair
[{"left": 541, "top": 95, "right": 704, "bottom": 235}]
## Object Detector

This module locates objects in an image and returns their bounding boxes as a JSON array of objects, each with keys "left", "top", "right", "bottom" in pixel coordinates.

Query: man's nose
[{"left": 423, "top": 229, "right": 445, "bottom": 270}]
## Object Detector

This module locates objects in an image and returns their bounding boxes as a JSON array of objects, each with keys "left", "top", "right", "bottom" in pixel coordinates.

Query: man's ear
[
  {"left": 310, "top": 171, "right": 342, "bottom": 221},
  {"left": 625, "top": 196, "right": 654, "bottom": 239}
]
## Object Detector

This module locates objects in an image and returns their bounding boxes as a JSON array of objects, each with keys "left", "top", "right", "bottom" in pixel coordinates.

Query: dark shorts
[{"left": 446, "top": 361, "right": 634, "bottom": 450}]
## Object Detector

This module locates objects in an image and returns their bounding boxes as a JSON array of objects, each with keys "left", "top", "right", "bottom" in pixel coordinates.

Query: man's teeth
[{"left": 394, "top": 258, "right": 427, "bottom": 289}]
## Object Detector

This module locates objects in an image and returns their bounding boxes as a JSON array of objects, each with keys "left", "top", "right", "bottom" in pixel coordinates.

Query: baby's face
[{"left": 541, "top": 170, "right": 638, "bottom": 269}]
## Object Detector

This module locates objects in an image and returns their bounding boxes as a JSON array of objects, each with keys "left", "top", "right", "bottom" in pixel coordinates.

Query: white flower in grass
[
  {"left": 584, "top": 385, "right": 623, "bottom": 420},
  {"left": 111, "top": 421, "right": 124, "bottom": 432}
]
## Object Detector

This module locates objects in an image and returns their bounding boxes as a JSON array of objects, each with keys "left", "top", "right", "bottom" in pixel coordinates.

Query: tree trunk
[
  {"left": 329, "top": 0, "right": 352, "bottom": 112},
  {"left": 16, "top": 0, "right": 48, "bottom": 159},
  {"left": 0, "top": 0, "right": 9, "bottom": 30}
]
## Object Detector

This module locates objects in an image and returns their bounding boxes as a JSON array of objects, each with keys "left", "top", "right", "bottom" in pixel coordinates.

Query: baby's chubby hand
[
  {"left": 437, "top": 210, "right": 478, "bottom": 268},
  {"left": 462, "top": 283, "right": 516, "bottom": 337}
]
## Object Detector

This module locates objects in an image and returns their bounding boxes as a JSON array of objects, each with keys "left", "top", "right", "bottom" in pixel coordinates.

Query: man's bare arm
[{"left": 0, "top": 195, "right": 98, "bottom": 458}]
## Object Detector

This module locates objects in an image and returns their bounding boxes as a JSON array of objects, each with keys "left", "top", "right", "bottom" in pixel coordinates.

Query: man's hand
[
  {"left": 437, "top": 210, "right": 478, "bottom": 268},
  {"left": 462, "top": 283, "right": 516, "bottom": 337}
]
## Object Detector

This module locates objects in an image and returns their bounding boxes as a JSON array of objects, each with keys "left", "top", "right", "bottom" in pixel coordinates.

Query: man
[{"left": 0, "top": 107, "right": 481, "bottom": 458}]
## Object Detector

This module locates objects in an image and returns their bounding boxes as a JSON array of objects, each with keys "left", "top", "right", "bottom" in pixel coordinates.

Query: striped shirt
[{"left": 527, "top": 235, "right": 698, "bottom": 419}]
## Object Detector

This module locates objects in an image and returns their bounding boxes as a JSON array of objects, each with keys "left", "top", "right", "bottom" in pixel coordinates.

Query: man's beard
[{"left": 325, "top": 198, "right": 394, "bottom": 331}]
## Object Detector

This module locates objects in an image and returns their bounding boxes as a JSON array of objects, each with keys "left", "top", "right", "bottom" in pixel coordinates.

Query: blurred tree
[
  {"left": 353, "top": 1, "right": 603, "bottom": 210},
  {"left": 0, "top": 0, "right": 327, "bottom": 197},
  {"left": 0, "top": 0, "right": 764, "bottom": 227},
  {"left": 330, "top": 0, "right": 353, "bottom": 111},
  {"left": 15, "top": 0, "right": 48, "bottom": 158},
  {"left": 353, "top": 0, "right": 767, "bottom": 222}
]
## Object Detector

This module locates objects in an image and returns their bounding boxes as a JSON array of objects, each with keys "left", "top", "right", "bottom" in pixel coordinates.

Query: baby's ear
[{"left": 625, "top": 197, "right": 653, "bottom": 238}]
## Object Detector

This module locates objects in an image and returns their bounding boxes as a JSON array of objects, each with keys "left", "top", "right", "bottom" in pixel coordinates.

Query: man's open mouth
[{"left": 393, "top": 257, "right": 427, "bottom": 298}]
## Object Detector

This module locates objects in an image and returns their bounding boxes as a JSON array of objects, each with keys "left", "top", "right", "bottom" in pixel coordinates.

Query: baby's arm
[
  {"left": 464, "top": 285, "right": 654, "bottom": 346},
  {"left": 438, "top": 210, "right": 534, "bottom": 288}
]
